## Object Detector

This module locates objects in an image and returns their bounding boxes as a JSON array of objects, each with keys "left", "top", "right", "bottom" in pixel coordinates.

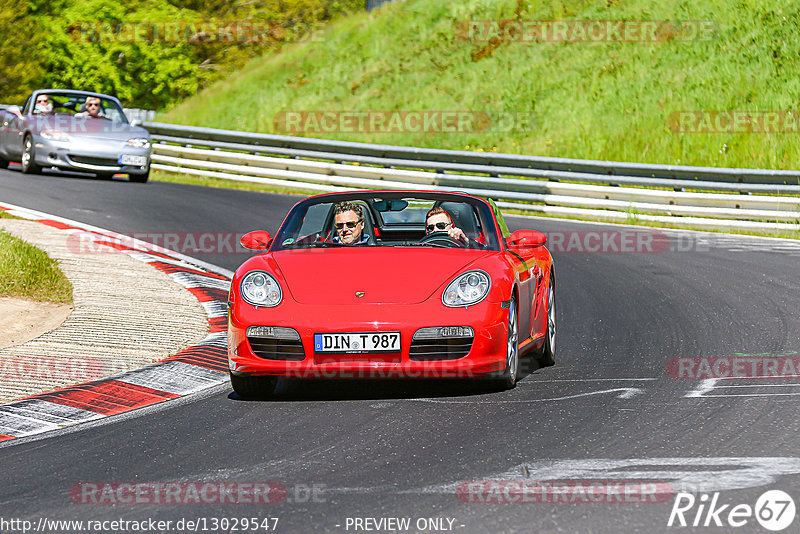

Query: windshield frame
[{"left": 270, "top": 191, "right": 502, "bottom": 252}]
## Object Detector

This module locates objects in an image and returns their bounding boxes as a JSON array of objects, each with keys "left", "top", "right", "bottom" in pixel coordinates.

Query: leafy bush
[{"left": 1, "top": 0, "right": 361, "bottom": 108}]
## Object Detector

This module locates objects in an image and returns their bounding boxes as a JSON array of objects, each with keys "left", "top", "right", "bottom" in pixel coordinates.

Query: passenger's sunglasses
[
  {"left": 335, "top": 220, "right": 361, "bottom": 230},
  {"left": 426, "top": 222, "right": 451, "bottom": 232},
  {"left": 36, "top": 99, "right": 49, "bottom": 104},
  {"left": 87, "top": 103, "right": 100, "bottom": 108}
]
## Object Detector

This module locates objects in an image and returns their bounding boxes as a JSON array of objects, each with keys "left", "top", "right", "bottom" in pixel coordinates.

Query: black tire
[
  {"left": 492, "top": 295, "right": 519, "bottom": 390},
  {"left": 0, "top": 155, "right": 9, "bottom": 169},
  {"left": 534, "top": 272, "right": 556, "bottom": 367},
  {"left": 129, "top": 168, "right": 149, "bottom": 183},
  {"left": 96, "top": 173, "right": 116, "bottom": 180},
  {"left": 230, "top": 373, "right": 278, "bottom": 399},
  {"left": 21, "top": 134, "right": 41, "bottom": 174}
]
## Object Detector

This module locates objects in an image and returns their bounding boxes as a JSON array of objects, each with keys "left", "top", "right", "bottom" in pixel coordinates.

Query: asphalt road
[{"left": 2, "top": 167, "right": 800, "bottom": 533}]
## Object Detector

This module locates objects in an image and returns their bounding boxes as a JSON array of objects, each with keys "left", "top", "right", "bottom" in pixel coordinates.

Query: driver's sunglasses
[
  {"left": 87, "top": 103, "right": 100, "bottom": 108},
  {"left": 426, "top": 222, "right": 451, "bottom": 232},
  {"left": 335, "top": 220, "right": 362, "bottom": 230},
  {"left": 36, "top": 99, "right": 49, "bottom": 104}
]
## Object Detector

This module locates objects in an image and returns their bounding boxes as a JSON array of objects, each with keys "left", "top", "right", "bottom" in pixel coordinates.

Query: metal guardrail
[{"left": 143, "top": 122, "right": 800, "bottom": 233}]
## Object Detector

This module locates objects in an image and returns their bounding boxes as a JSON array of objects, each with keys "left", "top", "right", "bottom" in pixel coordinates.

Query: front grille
[
  {"left": 409, "top": 337, "right": 473, "bottom": 360},
  {"left": 69, "top": 155, "right": 119, "bottom": 166},
  {"left": 247, "top": 337, "right": 305, "bottom": 361}
]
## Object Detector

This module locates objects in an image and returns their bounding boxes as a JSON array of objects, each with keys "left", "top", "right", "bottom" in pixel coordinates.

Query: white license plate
[
  {"left": 314, "top": 332, "right": 400, "bottom": 353},
  {"left": 119, "top": 154, "right": 147, "bottom": 166}
]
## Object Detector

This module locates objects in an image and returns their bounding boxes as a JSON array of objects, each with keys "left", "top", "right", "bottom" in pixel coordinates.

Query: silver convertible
[{"left": 0, "top": 89, "right": 151, "bottom": 182}]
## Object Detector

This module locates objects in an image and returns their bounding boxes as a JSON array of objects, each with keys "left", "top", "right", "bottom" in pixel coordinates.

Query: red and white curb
[{"left": 0, "top": 202, "right": 233, "bottom": 442}]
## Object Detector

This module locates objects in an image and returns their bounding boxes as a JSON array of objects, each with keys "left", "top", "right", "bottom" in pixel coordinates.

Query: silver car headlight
[
  {"left": 442, "top": 270, "right": 491, "bottom": 307},
  {"left": 40, "top": 130, "right": 72, "bottom": 142},
  {"left": 126, "top": 137, "right": 150, "bottom": 149},
  {"left": 240, "top": 271, "right": 282, "bottom": 307}
]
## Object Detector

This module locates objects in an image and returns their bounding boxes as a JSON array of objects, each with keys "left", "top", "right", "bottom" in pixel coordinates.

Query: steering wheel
[{"left": 419, "top": 231, "right": 465, "bottom": 248}]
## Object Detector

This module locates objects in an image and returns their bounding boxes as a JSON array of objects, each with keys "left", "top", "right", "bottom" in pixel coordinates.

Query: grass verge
[
  {"left": 161, "top": 0, "right": 800, "bottom": 171},
  {"left": 0, "top": 230, "right": 73, "bottom": 303}
]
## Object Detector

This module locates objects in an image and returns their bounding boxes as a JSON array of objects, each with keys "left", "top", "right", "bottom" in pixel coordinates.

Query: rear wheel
[
  {"left": 21, "top": 135, "right": 41, "bottom": 174},
  {"left": 0, "top": 155, "right": 9, "bottom": 169},
  {"left": 230, "top": 373, "right": 278, "bottom": 399},
  {"left": 492, "top": 296, "right": 519, "bottom": 390},
  {"left": 534, "top": 273, "right": 556, "bottom": 367},
  {"left": 96, "top": 172, "right": 115, "bottom": 180}
]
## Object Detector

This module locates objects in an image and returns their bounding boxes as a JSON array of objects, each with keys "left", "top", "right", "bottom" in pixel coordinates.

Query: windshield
[
  {"left": 271, "top": 193, "right": 500, "bottom": 252},
  {"left": 28, "top": 93, "right": 128, "bottom": 123}
]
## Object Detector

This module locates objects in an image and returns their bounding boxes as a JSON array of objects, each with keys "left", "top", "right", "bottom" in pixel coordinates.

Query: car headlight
[
  {"left": 126, "top": 137, "right": 150, "bottom": 149},
  {"left": 40, "top": 130, "right": 72, "bottom": 142},
  {"left": 240, "top": 271, "right": 282, "bottom": 307},
  {"left": 442, "top": 270, "right": 491, "bottom": 307}
]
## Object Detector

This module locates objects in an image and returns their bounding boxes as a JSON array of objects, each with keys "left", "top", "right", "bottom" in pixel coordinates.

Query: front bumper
[
  {"left": 228, "top": 300, "right": 509, "bottom": 379},
  {"left": 34, "top": 137, "right": 150, "bottom": 174}
]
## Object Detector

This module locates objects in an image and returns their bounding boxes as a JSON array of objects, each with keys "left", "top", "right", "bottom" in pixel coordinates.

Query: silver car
[{"left": 0, "top": 89, "right": 151, "bottom": 182}]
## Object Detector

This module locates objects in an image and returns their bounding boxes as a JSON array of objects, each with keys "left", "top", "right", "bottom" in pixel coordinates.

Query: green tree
[{"left": 0, "top": 0, "right": 45, "bottom": 103}]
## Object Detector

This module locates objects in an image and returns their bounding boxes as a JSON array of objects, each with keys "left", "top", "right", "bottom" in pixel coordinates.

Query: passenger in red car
[
  {"left": 332, "top": 202, "right": 370, "bottom": 245},
  {"left": 425, "top": 207, "right": 469, "bottom": 244}
]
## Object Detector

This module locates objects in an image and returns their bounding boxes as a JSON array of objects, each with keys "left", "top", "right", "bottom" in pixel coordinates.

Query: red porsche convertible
[{"left": 227, "top": 190, "right": 555, "bottom": 397}]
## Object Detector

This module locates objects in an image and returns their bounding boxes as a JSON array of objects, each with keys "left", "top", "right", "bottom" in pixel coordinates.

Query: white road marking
[
  {"left": 684, "top": 379, "right": 718, "bottom": 397},
  {"left": 521, "top": 378, "right": 657, "bottom": 383},
  {"left": 411, "top": 457, "right": 800, "bottom": 495},
  {"left": 685, "top": 378, "right": 800, "bottom": 398},
  {"left": 413, "top": 387, "right": 644, "bottom": 404}
]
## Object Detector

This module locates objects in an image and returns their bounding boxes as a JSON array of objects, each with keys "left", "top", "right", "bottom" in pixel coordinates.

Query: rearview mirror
[
  {"left": 507, "top": 229, "right": 547, "bottom": 248},
  {"left": 240, "top": 230, "right": 272, "bottom": 250}
]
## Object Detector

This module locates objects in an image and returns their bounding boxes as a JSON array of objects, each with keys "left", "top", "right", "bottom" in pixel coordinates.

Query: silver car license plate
[
  {"left": 119, "top": 154, "right": 147, "bottom": 166},
  {"left": 314, "top": 332, "right": 401, "bottom": 353}
]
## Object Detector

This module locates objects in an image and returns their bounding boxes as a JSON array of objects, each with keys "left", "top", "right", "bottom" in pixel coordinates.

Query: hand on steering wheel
[{"left": 419, "top": 231, "right": 466, "bottom": 248}]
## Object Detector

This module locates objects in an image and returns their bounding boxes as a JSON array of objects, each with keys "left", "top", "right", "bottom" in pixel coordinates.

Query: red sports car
[{"left": 227, "top": 190, "right": 555, "bottom": 397}]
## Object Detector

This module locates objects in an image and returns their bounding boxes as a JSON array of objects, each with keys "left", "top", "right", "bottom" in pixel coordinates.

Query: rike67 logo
[{"left": 668, "top": 490, "right": 796, "bottom": 531}]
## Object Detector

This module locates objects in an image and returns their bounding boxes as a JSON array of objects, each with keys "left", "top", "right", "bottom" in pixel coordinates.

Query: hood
[
  {"left": 272, "top": 247, "right": 488, "bottom": 305},
  {"left": 28, "top": 114, "right": 149, "bottom": 141}
]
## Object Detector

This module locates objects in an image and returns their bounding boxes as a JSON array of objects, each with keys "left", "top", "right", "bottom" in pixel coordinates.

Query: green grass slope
[{"left": 163, "top": 0, "right": 800, "bottom": 170}]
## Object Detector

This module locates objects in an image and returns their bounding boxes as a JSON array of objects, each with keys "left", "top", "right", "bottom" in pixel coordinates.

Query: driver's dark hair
[{"left": 333, "top": 202, "right": 363, "bottom": 220}]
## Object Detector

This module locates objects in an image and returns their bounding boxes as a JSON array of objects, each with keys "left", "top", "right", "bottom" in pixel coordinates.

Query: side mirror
[
  {"left": 130, "top": 119, "right": 141, "bottom": 127},
  {"left": 240, "top": 230, "right": 272, "bottom": 250},
  {"left": 507, "top": 229, "right": 547, "bottom": 248}
]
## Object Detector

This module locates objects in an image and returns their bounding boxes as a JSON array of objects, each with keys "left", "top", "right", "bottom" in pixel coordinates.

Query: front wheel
[
  {"left": 129, "top": 168, "right": 149, "bottom": 183},
  {"left": 534, "top": 272, "right": 556, "bottom": 367},
  {"left": 21, "top": 135, "right": 41, "bottom": 174},
  {"left": 0, "top": 155, "right": 9, "bottom": 169},
  {"left": 492, "top": 296, "right": 519, "bottom": 390},
  {"left": 230, "top": 373, "right": 278, "bottom": 399}
]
